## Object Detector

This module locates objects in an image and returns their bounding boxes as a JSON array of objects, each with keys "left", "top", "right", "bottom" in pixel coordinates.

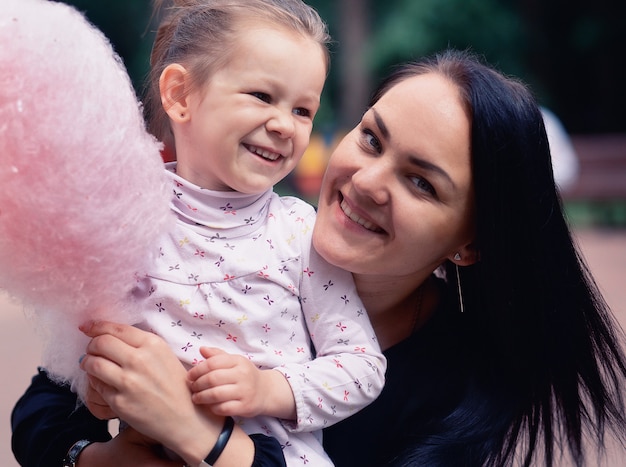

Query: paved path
[{"left": 1, "top": 228, "right": 625, "bottom": 465}]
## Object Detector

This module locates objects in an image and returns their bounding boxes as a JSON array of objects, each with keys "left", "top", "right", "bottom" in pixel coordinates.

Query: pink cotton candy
[{"left": 0, "top": 0, "right": 174, "bottom": 397}]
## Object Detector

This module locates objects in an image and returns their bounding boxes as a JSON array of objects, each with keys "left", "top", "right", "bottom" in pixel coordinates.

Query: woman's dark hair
[{"left": 371, "top": 49, "right": 626, "bottom": 466}]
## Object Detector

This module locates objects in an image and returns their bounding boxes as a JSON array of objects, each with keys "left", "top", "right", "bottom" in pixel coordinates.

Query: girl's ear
[
  {"left": 450, "top": 242, "right": 480, "bottom": 266},
  {"left": 159, "top": 63, "right": 191, "bottom": 123}
]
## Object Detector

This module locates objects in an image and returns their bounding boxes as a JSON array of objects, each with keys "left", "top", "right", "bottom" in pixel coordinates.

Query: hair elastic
[{"left": 199, "top": 416, "right": 235, "bottom": 466}]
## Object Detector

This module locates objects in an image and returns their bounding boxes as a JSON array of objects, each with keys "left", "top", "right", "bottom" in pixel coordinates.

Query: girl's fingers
[
  {"left": 189, "top": 371, "right": 222, "bottom": 392},
  {"left": 192, "top": 382, "right": 237, "bottom": 405},
  {"left": 187, "top": 349, "right": 234, "bottom": 382},
  {"left": 199, "top": 346, "right": 226, "bottom": 359}
]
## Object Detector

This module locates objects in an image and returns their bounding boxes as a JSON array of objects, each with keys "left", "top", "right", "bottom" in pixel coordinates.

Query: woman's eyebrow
[
  {"left": 408, "top": 155, "right": 456, "bottom": 189},
  {"left": 371, "top": 108, "right": 456, "bottom": 189},
  {"left": 372, "top": 108, "right": 390, "bottom": 140}
]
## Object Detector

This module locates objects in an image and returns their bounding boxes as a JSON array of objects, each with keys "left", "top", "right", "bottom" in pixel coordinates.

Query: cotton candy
[{"left": 0, "top": 0, "right": 174, "bottom": 397}]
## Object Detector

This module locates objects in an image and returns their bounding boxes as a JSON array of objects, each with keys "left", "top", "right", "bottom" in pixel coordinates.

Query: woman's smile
[{"left": 339, "top": 195, "right": 385, "bottom": 233}]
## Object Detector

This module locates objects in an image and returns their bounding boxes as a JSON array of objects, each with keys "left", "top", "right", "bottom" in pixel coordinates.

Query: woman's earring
[
  {"left": 456, "top": 264, "right": 464, "bottom": 313},
  {"left": 454, "top": 252, "right": 461, "bottom": 261}
]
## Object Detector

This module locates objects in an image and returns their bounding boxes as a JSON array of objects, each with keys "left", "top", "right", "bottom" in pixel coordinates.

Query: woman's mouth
[
  {"left": 245, "top": 144, "right": 282, "bottom": 161},
  {"left": 340, "top": 198, "right": 384, "bottom": 233}
]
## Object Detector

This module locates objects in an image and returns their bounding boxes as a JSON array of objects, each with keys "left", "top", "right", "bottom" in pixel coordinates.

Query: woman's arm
[
  {"left": 11, "top": 325, "right": 287, "bottom": 467},
  {"left": 11, "top": 368, "right": 183, "bottom": 466},
  {"left": 11, "top": 368, "right": 285, "bottom": 467},
  {"left": 79, "top": 320, "right": 286, "bottom": 467},
  {"left": 11, "top": 368, "right": 111, "bottom": 466}
]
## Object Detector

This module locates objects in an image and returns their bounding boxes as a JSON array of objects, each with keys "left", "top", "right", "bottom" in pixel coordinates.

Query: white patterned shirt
[{"left": 138, "top": 164, "right": 386, "bottom": 466}]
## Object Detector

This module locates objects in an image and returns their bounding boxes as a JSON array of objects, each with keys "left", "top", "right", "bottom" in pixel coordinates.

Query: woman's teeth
[
  {"left": 247, "top": 145, "right": 280, "bottom": 161},
  {"left": 340, "top": 200, "right": 382, "bottom": 232}
]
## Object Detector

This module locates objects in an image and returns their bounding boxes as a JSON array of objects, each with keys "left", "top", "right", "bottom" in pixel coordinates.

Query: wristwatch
[{"left": 62, "top": 439, "right": 93, "bottom": 467}]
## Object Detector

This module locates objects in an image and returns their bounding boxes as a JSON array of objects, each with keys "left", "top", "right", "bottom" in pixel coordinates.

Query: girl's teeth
[
  {"left": 248, "top": 145, "right": 280, "bottom": 161},
  {"left": 340, "top": 200, "right": 381, "bottom": 232}
]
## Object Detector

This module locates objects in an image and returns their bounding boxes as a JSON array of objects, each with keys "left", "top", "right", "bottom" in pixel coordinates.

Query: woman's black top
[{"left": 324, "top": 281, "right": 511, "bottom": 467}]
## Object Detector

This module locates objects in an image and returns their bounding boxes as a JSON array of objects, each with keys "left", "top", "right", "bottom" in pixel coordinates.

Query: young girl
[{"left": 130, "top": 1, "right": 385, "bottom": 465}]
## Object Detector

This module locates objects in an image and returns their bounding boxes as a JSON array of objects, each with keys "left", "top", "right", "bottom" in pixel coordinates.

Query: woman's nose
[{"left": 351, "top": 160, "right": 390, "bottom": 205}]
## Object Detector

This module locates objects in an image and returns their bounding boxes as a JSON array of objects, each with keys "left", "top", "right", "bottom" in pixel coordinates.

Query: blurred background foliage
[
  {"left": 57, "top": 0, "right": 626, "bottom": 134},
  {"left": 57, "top": 0, "right": 626, "bottom": 223}
]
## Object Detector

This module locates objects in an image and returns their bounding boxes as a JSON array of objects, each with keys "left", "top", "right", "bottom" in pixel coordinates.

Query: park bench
[{"left": 561, "top": 134, "right": 626, "bottom": 225}]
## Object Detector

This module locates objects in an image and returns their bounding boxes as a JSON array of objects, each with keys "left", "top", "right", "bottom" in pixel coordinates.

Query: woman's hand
[
  {"left": 78, "top": 426, "right": 180, "bottom": 467},
  {"left": 78, "top": 320, "right": 225, "bottom": 465},
  {"left": 83, "top": 373, "right": 117, "bottom": 420}
]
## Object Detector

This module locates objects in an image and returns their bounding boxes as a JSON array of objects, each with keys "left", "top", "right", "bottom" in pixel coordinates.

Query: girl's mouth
[{"left": 245, "top": 144, "right": 282, "bottom": 161}]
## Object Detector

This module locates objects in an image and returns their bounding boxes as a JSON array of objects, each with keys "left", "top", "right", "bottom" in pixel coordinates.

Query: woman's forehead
[
  {"left": 373, "top": 74, "right": 470, "bottom": 156},
  {"left": 378, "top": 73, "right": 463, "bottom": 115}
]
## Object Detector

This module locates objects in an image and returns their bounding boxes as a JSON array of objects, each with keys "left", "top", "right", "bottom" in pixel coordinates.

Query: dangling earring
[
  {"left": 456, "top": 264, "right": 464, "bottom": 313},
  {"left": 453, "top": 253, "right": 464, "bottom": 313}
]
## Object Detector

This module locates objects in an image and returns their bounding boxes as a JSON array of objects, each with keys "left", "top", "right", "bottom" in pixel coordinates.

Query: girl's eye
[
  {"left": 293, "top": 107, "right": 311, "bottom": 118},
  {"left": 251, "top": 92, "right": 271, "bottom": 103},
  {"left": 410, "top": 175, "right": 436, "bottom": 196},
  {"left": 361, "top": 129, "right": 382, "bottom": 153}
]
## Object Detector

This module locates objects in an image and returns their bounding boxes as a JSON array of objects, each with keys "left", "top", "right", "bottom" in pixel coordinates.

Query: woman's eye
[
  {"left": 362, "top": 129, "right": 382, "bottom": 153},
  {"left": 293, "top": 107, "right": 311, "bottom": 118},
  {"left": 251, "top": 92, "right": 271, "bottom": 103},
  {"left": 410, "top": 175, "right": 436, "bottom": 196}
]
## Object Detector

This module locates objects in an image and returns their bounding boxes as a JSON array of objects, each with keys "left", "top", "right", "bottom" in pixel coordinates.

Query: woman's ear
[
  {"left": 450, "top": 242, "right": 480, "bottom": 266},
  {"left": 159, "top": 63, "right": 190, "bottom": 123}
]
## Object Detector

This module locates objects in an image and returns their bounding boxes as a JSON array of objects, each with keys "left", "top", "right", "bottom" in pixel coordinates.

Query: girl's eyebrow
[{"left": 371, "top": 108, "right": 456, "bottom": 189}]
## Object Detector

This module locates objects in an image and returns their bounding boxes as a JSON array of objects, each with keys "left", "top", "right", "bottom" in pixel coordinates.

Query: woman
[
  {"left": 317, "top": 49, "right": 626, "bottom": 466},
  {"left": 12, "top": 49, "right": 626, "bottom": 466}
]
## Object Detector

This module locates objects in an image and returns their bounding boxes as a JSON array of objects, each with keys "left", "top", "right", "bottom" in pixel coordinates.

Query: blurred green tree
[
  {"left": 58, "top": 0, "right": 625, "bottom": 133},
  {"left": 57, "top": 0, "right": 155, "bottom": 95},
  {"left": 310, "top": 0, "right": 626, "bottom": 133}
]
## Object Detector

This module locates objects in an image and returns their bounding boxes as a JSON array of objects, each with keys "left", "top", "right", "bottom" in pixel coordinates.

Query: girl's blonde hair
[{"left": 145, "top": 0, "right": 331, "bottom": 151}]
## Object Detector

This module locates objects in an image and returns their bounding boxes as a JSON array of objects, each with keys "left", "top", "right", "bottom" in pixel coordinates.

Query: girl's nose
[{"left": 266, "top": 108, "right": 295, "bottom": 139}]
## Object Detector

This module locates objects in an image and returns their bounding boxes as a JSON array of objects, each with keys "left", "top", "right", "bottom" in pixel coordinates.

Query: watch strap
[{"left": 62, "top": 439, "right": 93, "bottom": 467}]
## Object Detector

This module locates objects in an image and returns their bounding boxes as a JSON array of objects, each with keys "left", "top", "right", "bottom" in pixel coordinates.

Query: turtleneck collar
[{"left": 165, "top": 162, "right": 274, "bottom": 237}]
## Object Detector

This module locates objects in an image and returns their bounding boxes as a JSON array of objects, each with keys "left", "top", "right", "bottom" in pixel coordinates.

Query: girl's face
[
  {"left": 313, "top": 73, "right": 476, "bottom": 282},
  {"left": 172, "top": 25, "right": 326, "bottom": 192}
]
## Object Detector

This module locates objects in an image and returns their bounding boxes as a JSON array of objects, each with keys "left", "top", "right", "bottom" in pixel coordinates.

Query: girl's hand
[{"left": 188, "top": 346, "right": 296, "bottom": 420}]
